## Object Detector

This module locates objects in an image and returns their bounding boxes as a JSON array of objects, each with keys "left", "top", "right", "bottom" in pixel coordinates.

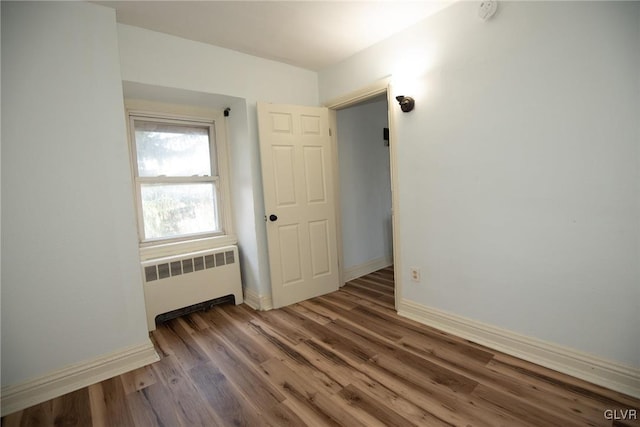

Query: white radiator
[{"left": 141, "top": 245, "right": 243, "bottom": 331}]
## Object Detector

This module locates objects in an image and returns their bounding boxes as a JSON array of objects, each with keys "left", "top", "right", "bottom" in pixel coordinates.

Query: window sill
[{"left": 139, "top": 234, "right": 238, "bottom": 261}]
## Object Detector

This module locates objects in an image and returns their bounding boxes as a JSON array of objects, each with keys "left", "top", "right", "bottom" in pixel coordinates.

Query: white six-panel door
[{"left": 257, "top": 103, "right": 339, "bottom": 308}]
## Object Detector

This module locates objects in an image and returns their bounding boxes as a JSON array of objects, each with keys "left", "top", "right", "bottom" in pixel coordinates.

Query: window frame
[{"left": 125, "top": 100, "right": 236, "bottom": 259}]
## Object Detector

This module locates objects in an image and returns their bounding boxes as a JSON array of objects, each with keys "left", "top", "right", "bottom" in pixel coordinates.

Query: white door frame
[{"left": 325, "top": 77, "right": 402, "bottom": 311}]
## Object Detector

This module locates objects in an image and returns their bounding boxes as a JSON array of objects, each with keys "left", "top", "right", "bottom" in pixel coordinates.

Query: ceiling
[{"left": 95, "top": 1, "right": 453, "bottom": 71}]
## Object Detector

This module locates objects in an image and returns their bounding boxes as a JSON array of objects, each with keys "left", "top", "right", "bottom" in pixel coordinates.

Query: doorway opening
[{"left": 328, "top": 82, "right": 399, "bottom": 310}]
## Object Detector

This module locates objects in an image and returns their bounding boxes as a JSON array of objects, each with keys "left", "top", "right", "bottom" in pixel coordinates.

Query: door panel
[
  {"left": 301, "top": 114, "right": 321, "bottom": 135},
  {"left": 258, "top": 103, "right": 339, "bottom": 308},
  {"left": 309, "top": 219, "right": 331, "bottom": 277},
  {"left": 272, "top": 146, "right": 297, "bottom": 206},
  {"left": 303, "top": 146, "right": 327, "bottom": 203},
  {"left": 277, "top": 224, "right": 303, "bottom": 285},
  {"left": 270, "top": 112, "right": 294, "bottom": 133}
]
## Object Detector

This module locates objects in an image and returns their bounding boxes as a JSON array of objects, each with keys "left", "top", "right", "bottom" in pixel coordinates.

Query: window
[{"left": 128, "top": 112, "right": 229, "bottom": 245}]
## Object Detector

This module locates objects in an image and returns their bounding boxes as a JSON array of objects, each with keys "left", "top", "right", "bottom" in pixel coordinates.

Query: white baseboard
[
  {"left": 1, "top": 340, "right": 159, "bottom": 416},
  {"left": 343, "top": 256, "right": 393, "bottom": 283},
  {"left": 244, "top": 288, "right": 273, "bottom": 311},
  {"left": 398, "top": 299, "right": 640, "bottom": 399}
]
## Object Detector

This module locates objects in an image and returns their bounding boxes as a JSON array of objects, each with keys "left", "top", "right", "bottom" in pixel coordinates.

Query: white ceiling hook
[{"left": 478, "top": 0, "right": 498, "bottom": 21}]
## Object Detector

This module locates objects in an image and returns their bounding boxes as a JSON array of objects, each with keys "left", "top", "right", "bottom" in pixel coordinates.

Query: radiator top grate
[{"left": 144, "top": 250, "right": 235, "bottom": 282}]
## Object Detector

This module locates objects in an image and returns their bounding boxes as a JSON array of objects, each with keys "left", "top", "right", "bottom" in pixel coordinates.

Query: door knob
[{"left": 269, "top": 214, "right": 278, "bottom": 222}]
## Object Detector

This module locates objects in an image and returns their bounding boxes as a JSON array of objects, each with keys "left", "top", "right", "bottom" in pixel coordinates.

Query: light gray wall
[
  {"left": 320, "top": 1, "right": 640, "bottom": 367},
  {"left": 1, "top": 2, "right": 150, "bottom": 387},
  {"left": 117, "top": 24, "right": 320, "bottom": 302},
  {"left": 337, "top": 98, "right": 392, "bottom": 271}
]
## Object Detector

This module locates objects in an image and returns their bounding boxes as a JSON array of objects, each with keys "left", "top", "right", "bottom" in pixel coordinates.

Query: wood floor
[{"left": 3, "top": 266, "right": 639, "bottom": 426}]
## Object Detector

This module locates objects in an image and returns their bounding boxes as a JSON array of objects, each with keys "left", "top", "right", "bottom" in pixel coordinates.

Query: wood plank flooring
[{"left": 3, "top": 266, "right": 639, "bottom": 426}]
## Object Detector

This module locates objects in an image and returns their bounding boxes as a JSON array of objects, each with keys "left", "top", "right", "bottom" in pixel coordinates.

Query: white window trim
[{"left": 125, "top": 99, "right": 236, "bottom": 261}]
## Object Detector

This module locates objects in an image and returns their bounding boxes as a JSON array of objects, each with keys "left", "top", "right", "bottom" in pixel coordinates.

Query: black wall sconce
[{"left": 396, "top": 95, "right": 415, "bottom": 113}]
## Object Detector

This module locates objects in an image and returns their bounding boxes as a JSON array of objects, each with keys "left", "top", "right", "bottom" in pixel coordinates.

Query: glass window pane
[
  {"left": 134, "top": 120, "right": 214, "bottom": 177},
  {"left": 141, "top": 183, "right": 219, "bottom": 240}
]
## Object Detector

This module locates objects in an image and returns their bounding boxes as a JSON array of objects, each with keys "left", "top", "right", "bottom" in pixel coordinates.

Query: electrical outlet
[{"left": 410, "top": 267, "right": 421, "bottom": 282}]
